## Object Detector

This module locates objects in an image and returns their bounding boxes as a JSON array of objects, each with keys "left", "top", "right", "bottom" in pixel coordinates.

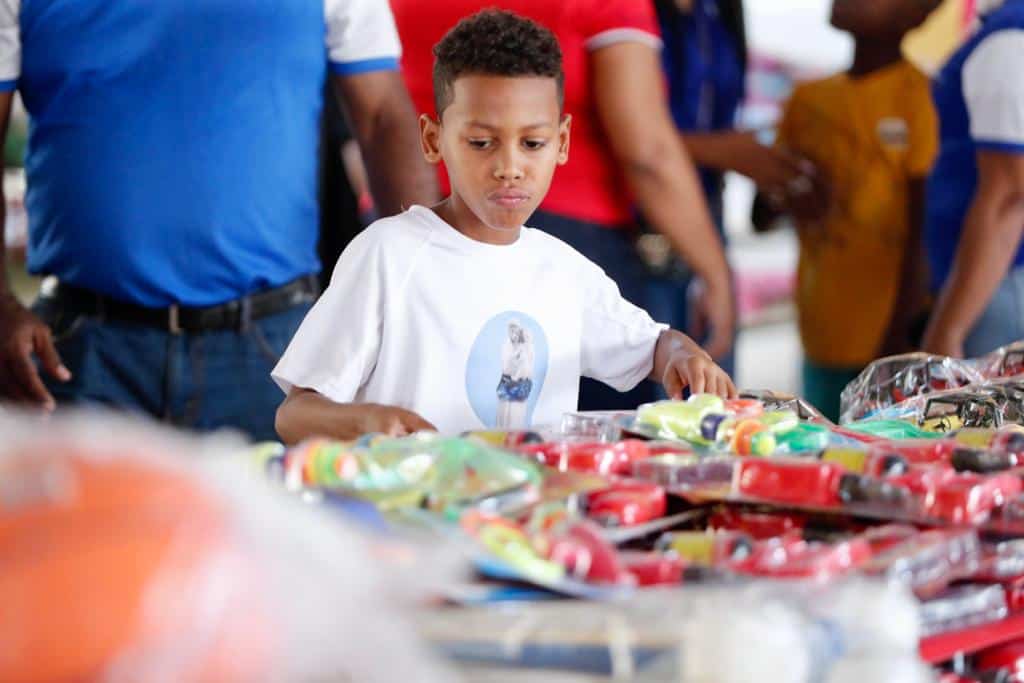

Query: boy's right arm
[{"left": 275, "top": 387, "right": 435, "bottom": 445}]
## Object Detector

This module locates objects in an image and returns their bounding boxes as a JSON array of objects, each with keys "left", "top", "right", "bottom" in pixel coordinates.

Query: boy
[
  {"left": 753, "top": 0, "right": 940, "bottom": 422},
  {"left": 272, "top": 9, "right": 734, "bottom": 443}
]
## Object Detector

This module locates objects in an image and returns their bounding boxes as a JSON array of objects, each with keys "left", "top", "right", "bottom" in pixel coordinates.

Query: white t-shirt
[
  {"left": 963, "top": 29, "right": 1024, "bottom": 149},
  {"left": 272, "top": 205, "right": 666, "bottom": 434}
]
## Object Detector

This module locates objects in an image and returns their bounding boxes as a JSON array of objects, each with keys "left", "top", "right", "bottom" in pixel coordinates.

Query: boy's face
[
  {"left": 830, "top": 0, "right": 940, "bottom": 38},
  {"left": 421, "top": 74, "right": 570, "bottom": 235}
]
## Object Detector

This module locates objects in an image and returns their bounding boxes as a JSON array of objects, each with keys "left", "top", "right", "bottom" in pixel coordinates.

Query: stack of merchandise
[{"left": 255, "top": 341, "right": 1024, "bottom": 682}]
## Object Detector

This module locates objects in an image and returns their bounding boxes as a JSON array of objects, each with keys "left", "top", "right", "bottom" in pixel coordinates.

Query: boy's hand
[
  {"left": 661, "top": 349, "right": 737, "bottom": 400},
  {"left": 362, "top": 404, "right": 437, "bottom": 436}
]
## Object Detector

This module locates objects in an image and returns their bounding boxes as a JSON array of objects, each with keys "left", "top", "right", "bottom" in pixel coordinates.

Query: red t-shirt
[{"left": 389, "top": 0, "right": 662, "bottom": 228}]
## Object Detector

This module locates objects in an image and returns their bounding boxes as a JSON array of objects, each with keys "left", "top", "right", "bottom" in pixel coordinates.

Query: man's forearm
[
  {"left": 681, "top": 131, "right": 739, "bottom": 174},
  {"left": 928, "top": 188, "right": 1024, "bottom": 345},
  {"left": 332, "top": 72, "right": 439, "bottom": 216},
  {"left": 358, "top": 99, "right": 439, "bottom": 215},
  {"left": 624, "top": 145, "right": 730, "bottom": 292}
]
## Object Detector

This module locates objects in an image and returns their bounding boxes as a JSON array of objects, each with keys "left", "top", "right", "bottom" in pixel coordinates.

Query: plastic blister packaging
[
  {"left": 518, "top": 439, "right": 651, "bottom": 476},
  {"left": 840, "top": 353, "right": 985, "bottom": 425},
  {"left": 635, "top": 395, "right": 807, "bottom": 456},
  {"left": 559, "top": 410, "right": 631, "bottom": 441},
  {"left": 864, "top": 528, "right": 982, "bottom": 598},
  {"left": 631, "top": 454, "right": 735, "bottom": 490},
  {"left": 739, "top": 389, "right": 828, "bottom": 423},
  {"left": 0, "top": 411, "right": 461, "bottom": 683},
  {"left": 919, "top": 585, "right": 1009, "bottom": 637},
  {"left": 981, "top": 340, "right": 1024, "bottom": 380},
  {"left": 421, "top": 579, "right": 925, "bottom": 683},
  {"left": 276, "top": 434, "right": 543, "bottom": 517}
]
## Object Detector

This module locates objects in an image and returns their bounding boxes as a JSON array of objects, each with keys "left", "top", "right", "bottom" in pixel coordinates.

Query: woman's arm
[{"left": 592, "top": 42, "right": 734, "bottom": 359}]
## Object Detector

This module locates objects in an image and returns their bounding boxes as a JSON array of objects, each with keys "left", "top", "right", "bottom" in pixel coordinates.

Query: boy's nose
[{"left": 494, "top": 151, "right": 525, "bottom": 181}]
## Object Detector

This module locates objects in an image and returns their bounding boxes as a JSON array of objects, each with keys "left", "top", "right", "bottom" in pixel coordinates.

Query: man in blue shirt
[
  {"left": 922, "top": 0, "right": 1024, "bottom": 358},
  {"left": 0, "top": 1, "right": 437, "bottom": 439}
]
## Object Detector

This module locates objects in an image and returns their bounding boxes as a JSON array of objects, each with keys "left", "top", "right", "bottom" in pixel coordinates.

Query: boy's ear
[
  {"left": 558, "top": 114, "right": 572, "bottom": 166},
  {"left": 420, "top": 113, "right": 443, "bottom": 164}
]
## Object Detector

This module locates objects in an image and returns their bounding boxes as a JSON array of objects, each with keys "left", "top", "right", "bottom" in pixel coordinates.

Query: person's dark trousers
[
  {"left": 33, "top": 290, "right": 314, "bottom": 442},
  {"left": 529, "top": 209, "right": 660, "bottom": 411},
  {"left": 639, "top": 191, "right": 736, "bottom": 392}
]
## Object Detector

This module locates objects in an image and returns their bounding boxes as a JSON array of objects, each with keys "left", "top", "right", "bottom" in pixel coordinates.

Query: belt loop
[
  {"left": 168, "top": 304, "right": 182, "bottom": 335},
  {"left": 239, "top": 296, "right": 253, "bottom": 333}
]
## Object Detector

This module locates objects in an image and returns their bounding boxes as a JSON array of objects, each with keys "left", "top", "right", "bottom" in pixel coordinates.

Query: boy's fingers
[
  {"left": 405, "top": 412, "right": 437, "bottom": 433},
  {"left": 664, "top": 368, "right": 684, "bottom": 401},
  {"left": 689, "top": 368, "right": 706, "bottom": 395}
]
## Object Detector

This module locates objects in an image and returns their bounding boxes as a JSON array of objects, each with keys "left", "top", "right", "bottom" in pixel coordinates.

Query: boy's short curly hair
[{"left": 432, "top": 9, "right": 564, "bottom": 116}]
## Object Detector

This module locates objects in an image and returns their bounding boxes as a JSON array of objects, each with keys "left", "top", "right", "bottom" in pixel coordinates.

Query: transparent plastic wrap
[
  {"left": 839, "top": 353, "right": 985, "bottom": 425},
  {"left": 862, "top": 527, "right": 982, "bottom": 598},
  {"left": 517, "top": 438, "right": 652, "bottom": 475},
  {"left": 632, "top": 394, "right": 811, "bottom": 456},
  {"left": 272, "top": 433, "right": 543, "bottom": 517},
  {"left": 739, "top": 389, "right": 828, "bottom": 423},
  {"left": 0, "top": 411, "right": 461, "bottom": 683},
  {"left": 981, "top": 340, "right": 1024, "bottom": 379},
  {"left": 852, "top": 386, "right": 1022, "bottom": 435},
  {"left": 656, "top": 530, "right": 872, "bottom": 581},
  {"left": 919, "top": 585, "right": 1009, "bottom": 637},
  {"left": 421, "top": 579, "right": 927, "bottom": 683}
]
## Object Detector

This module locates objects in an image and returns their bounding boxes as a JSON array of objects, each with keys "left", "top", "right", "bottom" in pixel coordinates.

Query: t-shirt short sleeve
[
  {"left": 325, "top": 0, "right": 402, "bottom": 76},
  {"left": 578, "top": 258, "right": 667, "bottom": 392},
  {"left": 272, "top": 228, "right": 386, "bottom": 402},
  {"left": 573, "top": 0, "right": 662, "bottom": 52},
  {"left": 963, "top": 29, "right": 1024, "bottom": 152},
  {"left": 0, "top": 0, "right": 19, "bottom": 91}
]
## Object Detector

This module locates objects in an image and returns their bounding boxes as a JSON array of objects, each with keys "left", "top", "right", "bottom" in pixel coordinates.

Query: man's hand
[
  {"left": 360, "top": 404, "right": 437, "bottom": 436},
  {"left": 728, "top": 132, "right": 819, "bottom": 195},
  {"left": 687, "top": 276, "right": 736, "bottom": 361},
  {"left": 920, "top": 321, "right": 966, "bottom": 359},
  {"left": 0, "top": 296, "right": 71, "bottom": 410},
  {"left": 661, "top": 348, "right": 737, "bottom": 399}
]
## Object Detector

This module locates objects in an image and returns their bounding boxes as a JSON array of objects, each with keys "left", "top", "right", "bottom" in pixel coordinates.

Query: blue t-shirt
[
  {"left": 658, "top": 0, "right": 745, "bottom": 207},
  {"left": 0, "top": 0, "right": 402, "bottom": 307},
  {"left": 926, "top": 0, "right": 1024, "bottom": 291}
]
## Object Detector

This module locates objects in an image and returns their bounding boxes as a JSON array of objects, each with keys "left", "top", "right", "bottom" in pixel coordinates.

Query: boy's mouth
[{"left": 488, "top": 189, "right": 530, "bottom": 209}]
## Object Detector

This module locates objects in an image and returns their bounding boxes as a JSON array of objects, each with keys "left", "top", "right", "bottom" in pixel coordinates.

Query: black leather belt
[{"left": 43, "top": 275, "right": 319, "bottom": 334}]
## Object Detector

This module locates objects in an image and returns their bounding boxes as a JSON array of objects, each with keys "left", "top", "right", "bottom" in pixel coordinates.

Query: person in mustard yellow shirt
[{"left": 754, "top": 0, "right": 940, "bottom": 421}]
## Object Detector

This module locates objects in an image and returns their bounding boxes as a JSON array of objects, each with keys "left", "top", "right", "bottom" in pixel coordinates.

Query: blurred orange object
[{"left": 0, "top": 447, "right": 270, "bottom": 683}]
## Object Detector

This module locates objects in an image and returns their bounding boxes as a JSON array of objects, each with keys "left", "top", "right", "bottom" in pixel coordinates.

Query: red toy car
[
  {"left": 620, "top": 551, "right": 686, "bottom": 586},
  {"left": 924, "top": 472, "right": 1022, "bottom": 524},
  {"left": 734, "top": 534, "right": 873, "bottom": 580},
  {"left": 733, "top": 458, "right": 909, "bottom": 510},
  {"left": 708, "top": 507, "right": 807, "bottom": 540},
  {"left": 584, "top": 479, "right": 667, "bottom": 527},
  {"left": 519, "top": 440, "right": 650, "bottom": 476}
]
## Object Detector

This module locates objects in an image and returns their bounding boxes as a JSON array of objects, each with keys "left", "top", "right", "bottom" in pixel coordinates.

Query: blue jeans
[
  {"left": 963, "top": 265, "right": 1024, "bottom": 359},
  {"left": 529, "top": 210, "right": 659, "bottom": 410},
  {"left": 33, "top": 296, "right": 312, "bottom": 441}
]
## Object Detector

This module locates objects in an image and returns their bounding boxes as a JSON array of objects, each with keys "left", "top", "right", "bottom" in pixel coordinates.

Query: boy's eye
[
  {"left": 468, "top": 138, "right": 492, "bottom": 150},
  {"left": 523, "top": 139, "right": 547, "bottom": 150}
]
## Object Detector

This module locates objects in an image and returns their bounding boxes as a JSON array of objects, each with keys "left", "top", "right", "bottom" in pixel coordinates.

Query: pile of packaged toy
[{"left": 253, "top": 341, "right": 1024, "bottom": 682}]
